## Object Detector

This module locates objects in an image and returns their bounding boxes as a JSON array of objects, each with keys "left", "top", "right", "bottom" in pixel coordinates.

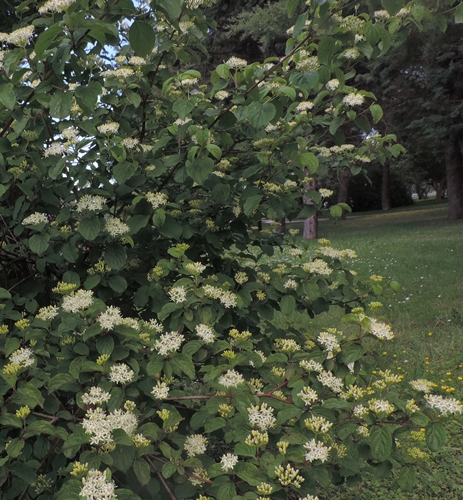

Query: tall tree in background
[{"left": 362, "top": 12, "right": 463, "bottom": 218}]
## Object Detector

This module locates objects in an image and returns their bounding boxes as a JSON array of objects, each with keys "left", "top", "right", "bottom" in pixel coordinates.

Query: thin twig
[{"left": 146, "top": 456, "right": 178, "bottom": 500}]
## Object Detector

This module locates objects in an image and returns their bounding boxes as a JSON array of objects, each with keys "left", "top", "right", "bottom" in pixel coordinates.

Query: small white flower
[
  {"left": 97, "top": 122, "right": 120, "bottom": 135},
  {"left": 303, "top": 439, "right": 331, "bottom": 463},
  {"left": 98, "top": 306, "right": 123, "bottom": 331},
  {"left": 81, "top": 387, "right": 111, "bottom": 405},
  {"left": 80, "top": 469, "right": 117, "bottom": 500},
  {"left": 168, "top": 286, "right": 187, "bottom": 304},
  {"left": 22, "top": 212, "right": 48, "bottom": 225},
  {"left": 153, "top": 331, "right": 185, "bottom": 356},
  {"left": 76, "top": 195, "right": 106, "bottom": 212},
  {"left": 151, "top": 381, "right": 170, "bottom": 400},
  {"left": 195, "top": 324, "right": 215, "bottom": 344},
  {"left": 9, "top": 347, "right": 35, "bottom": 367},
  {"left": 218, "top": 369, "right": 245, "bottom": 388},
  {"left": 226, "top": 56, "right": 247, "bottom": 69},
  {"left": 248, "top": 402, "right": 276, "bottom": 431},
  {"left": 342, "top": 93, "right": 365, "bottom": 107},
  {"left": 109, "top": 363, "right": 134, "bottom": 385},
  {"left": 61, "top": 289, "right": 94, "bottom": 313},
  {"left": 221, "top": 453, "right": 239, "bottom": 471},
  {"left": 184, "top": 434, "right": 208, "bottom": 457}
]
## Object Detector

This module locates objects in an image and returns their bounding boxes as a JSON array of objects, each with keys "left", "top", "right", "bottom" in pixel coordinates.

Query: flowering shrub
[{"left": 0, "top": 0, "right": 459, "bottom": 498}]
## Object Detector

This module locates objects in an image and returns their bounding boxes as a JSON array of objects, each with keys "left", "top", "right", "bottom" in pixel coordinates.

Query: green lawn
[{"left": 292, "top": 201, "right": 463, "bottom": 499}]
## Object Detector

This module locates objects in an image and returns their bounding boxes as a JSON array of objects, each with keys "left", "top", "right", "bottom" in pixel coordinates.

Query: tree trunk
[
  {"left": 303, "top": 177, "right": 318, "bottom": 239},
  {"left": 436, "top": 176, "right": 446, "bottom": 202},
  {"left": 276, "top": 218, "right": 286, "bottom": 234},
  {"left": 445, "top": 135, "right": 463, "bottom": 220},
  {"left": 337, "top": 168, "right": 350, "bottom": 220},
  {"left": 381, "top": 163, "right": 391, "bottom": 211}
]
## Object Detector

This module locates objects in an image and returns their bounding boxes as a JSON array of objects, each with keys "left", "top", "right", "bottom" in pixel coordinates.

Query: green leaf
[
  {"left": 153, "top": 209, "right": 166, "bottom": 228},
  {"left": 128, "top": 21, "right": 155, "bottom": 57},
  {"left": 116, "top": 490, "right": 142, "bottom": 500},
  {"left": 389, "top": 280, "right": 400, "bottom": 292},
  {"left": 78, "top": 216, "right": 100, "bottom": 241},
  {"left": 398, "top": 466, "right": 417, "bottom": 491},
  {"left": 287, "top": 0, "right": 301, "bottom": 17},
  {"left": 246, "top": 101, "right": 276, "bottom": 128},
  {"left": 50, "top": 91, "right": 72, "bottom": 119},
  {"left": 317, "top": 37, "right": 336, "bottom": 65},
  {"left": 456, "top": 3, "right": 463, "bottom": 23},
  {"left": 370, "top": 104, "right": 383, "bottom": 124},
  {"left": 204, "top": 417, "right": 226, "bottom": 433},
  {"left": 113, "top": 162, "right": 138, "bottom": 184},
  {"left": 381, "top": 0, "right": 403, "bottom": 16},
  {"left": 29, "top": 233, "right": 50, "bottom": 255},
  {"left": 96, "top": 335, "right": 115, "bottom": 355},
  {"left": 243, "top": 194, "right": 262, "bottom": 216},
  {"left": 173, "top": 98, "right": 195, "bottom": 119},
  {"left": 158, "top": 0, "right": 182, "bottom": 21},
  {"left": 276, "top": 406, "right": 303, "bottom": 425},
  {"left": 170, "top": 353, "right": 196, "bottom": 379},
  {"left": 330, "top": 205, "right": 343, "bottom": 219},
  {"left": 215, "top": 64, "right": 230, "bottom": 79},
  {"left": 0, "top": 83, "right": 15, "bottom": 110},
  {"left": 48, "top": 373, "right": 75, "bottom": 393},
  {"left": 0, "top": 287, "right": 11, "bottom": 299},
  {"left": 336, "top": 420, "right": 358, "bottom": 440},
  {"left": 299, "top": 152, "right": 319, "bottom": 174},
  {"left": 10, "top": 383, "right": 45, "bottom": 409},
  {"left": 217, "top": 481, "right": 236, "bottom": 500},
  {"left": 35, "top": 24, "right": 62, "bottom": 58},
  {"left": 235, "top": 462, "right": 267, "bottom": 486},
  {"left": 134, "top": 459, "right": 151, "bottom": 486},
  {"left": 426, "top": 422, "right": 447, "bottom": 452},
  {"left": 109, "top": 275, "right": 128, "bottom": 293},
  {"left": 105, "top": 244, "right": 127, "bottom": 270},
  {"left": 234, "top": 442, "right": 256, "bottom": 457},
  {"left": 6, "top": 438, "right": 24, "bottom": 458},
  {"left": 186, "top": 158, "right": 214, "bottom": 185},
  {"left": 212, "top": 184, "right": 230, "bottom": 203},
  {"left": 410, "top": 412, "right": 429, "bottom": 427},
  {"left": 112, "top": 445, "right": 135, "bottom": 473},
  {"left": 162, "top": 461, "right": 177, "bottom": 479},
  {"left": 11, "top": 462, "right": 37, "bottom": 485},
  {"left": 370, "top": 425, "right": 392, "bottom": 461},
  {"left": 329, "top": 116, "right": 344, "bottom": 136},
  {"left": 0, "top": 414, "right": 22, "bottom": 428},
  {"left": 75, "top": 82, "right": 102, "bottom": 112},
  {"left": 206, "top": 144, "right": 222, "bottom": 159},
  {"left": 280, "top": 295, "right": 296, "bottom": 315}
]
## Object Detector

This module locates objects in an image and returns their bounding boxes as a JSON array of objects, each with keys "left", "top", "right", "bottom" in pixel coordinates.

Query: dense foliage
[{"left": 1, "top": 0, "right": 463, "bottom": 499}]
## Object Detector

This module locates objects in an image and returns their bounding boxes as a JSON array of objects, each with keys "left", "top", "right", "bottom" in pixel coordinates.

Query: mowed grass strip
[{"left": 291, "top": 201, "right": 463, "bottom": 499}]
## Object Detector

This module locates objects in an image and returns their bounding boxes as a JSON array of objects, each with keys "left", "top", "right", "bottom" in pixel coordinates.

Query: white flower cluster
[
  {"left": 168, "top": 286, "right": 187, "bottom": 303},
  {"left": 369, "top": 318, "right": 394, "bottom": 340},
  {"left": 76, "top": 195, "right": 106, "bottom": 213},
  {"left": 343, "top": 48, "right": 360, "bottom": 60},
  {"left": 195, "top": 324, "right": 215, "bottom": 344},
  {"left": 81, "top": 386, "right": 112, "bottom": 405},
  {"left": 62, "top": 289, "right": 94, "bottom": 313},
  {"left": 38, "top": 0, "right": 76, "bottom": 13},
  {"left": 425, "top": 394, "right": 463, "bottom": 416},
  {"left": 80, "top": 469, "right": 117, "bottom": 500},
  {"left": 151, "top": 381, "right": 170, "bottom": 400},
  {"left": 214, "top": 90, "right": 229, "bottom": 100},
  {"left": 43, "top": 141, "right": 65, "bottom": 157},
  {"left": 104, "top": 216, "right": 130, "bottom": 237},
  {"left": 368, "top": 399, "right": 395, "bottom": 415},
  {"left": 0, "top": 26, "right": 34, "bottom": 46},
  {"left": 97, "top": 122, "right": 120, "bottom": 135},
  {"left": 297, "top": 386, "right": 318, "bottom": 406},
  {"left": 302, "top": 259, "right": 332, "bottom": 276},
  {"left": 342, "top": 93, "right": 365, "bottom": 106},
  {"left": 9, "top": 347, "right": 35, "bottom": 368},
  {"left": 305, "top": 415, "right": 333, "bottom": 434},
  {"left": 98, "top": 306, "right": 123, "bottom": 331},
  {"left": 146, "top": 192, "right": 168, "bottom": 210},
  {"left": 121, "top": 137, "right": 139, "bottom": 149},
  {"left": 23, "top": 212, "right": 48, "bottom": 225},
  {"left": 218, "top": 369, "right": 245, "bottom": 388},
  {"left": 317, "top": 331, "right": 341, "bottom": 359},
  {"left": 317, "top": 370, "right": 344, "bottom": 393},
  {"left": 274, "top": 464, "right": 304, "bottom": 488},
  {"left": 82, "top": 407, "right": 138, "bottom": 446},
  {"left": 202, "top": 285, "right": 238, "bottom": 308},
  {"left": 184, "top": 434, "right": 208, "bottom": 457},
  {"left": 326, "top": 79, "right": 340, "bottom": 91},
  {"left": 108, "top": 363, "right": 134, "bottom": 384},
  {"left": 36, "top": 305, "right": 59, "bottom": 321},
  {"left": 296, "top": 101, "right": 314, "bottom": 112},
  {"left": 409, "top": 379, "right": 437, "bottom": 393},
  {"left": 299, "top": 359, "right": 324, "bottom": 372},
  {"left": 153, "top": 331, "right": 185, "bottom": 356},
  {"left": 220, "top": 453, "right": 239, "bottom": 471},
  {"left": 226, "top": 56, "right": 247, "bottom": 69},
  {"left": 283, "top": 279, "right": 298, "bottom": 290},
  {"left": 303, "top": 439, "right": 331, "bottom": 463},
  {"left": 101, "top": 68, "right": 135, "bottom": 80},
  {"left": 248, "top": 402, "right": 277, "bottom": 431},
  {"left": 319, "top": 188, "right": 333, "bottom": 198},
  {"left": 185, "top": 262, "right": 206, "bottom": 275}
]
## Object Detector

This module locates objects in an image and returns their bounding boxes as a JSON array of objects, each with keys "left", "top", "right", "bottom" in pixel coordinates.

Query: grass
[{"left": 289, "top": 200, "right": 463, "bottom": 499}]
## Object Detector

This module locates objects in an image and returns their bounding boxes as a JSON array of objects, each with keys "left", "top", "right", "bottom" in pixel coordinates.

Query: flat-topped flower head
[
  {"left": 184, "top": 434, "right": 208, "bottom": 457},
  {"left": 218, "top": 369, "right": 245, "bottom": 388},
  {"left": 109, "top": 363, "right": 134, "bottom": 385}
]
